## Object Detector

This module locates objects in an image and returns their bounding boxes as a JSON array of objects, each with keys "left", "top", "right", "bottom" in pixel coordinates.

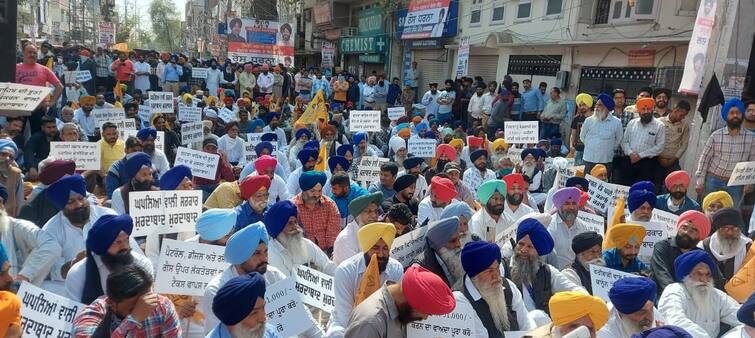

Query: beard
[
  {"left": 683, "top": 276, "right": 716, "bottom": 319},
  {"left": 506, "top": 193, "right": 523, "bottom": 206},
  {"left": 579, "top": 257, "right": 605, "bottom": 270},
  {"left": 558, "top": 210, "right": 577, "bottom": 223},
  {"left": 474, "top": 161, "right": 487, "bottom": 171},
  {"left": 143, "top": 144, "right": 155, "bottom": 154},
  {"left": 365, "top": 253, "right": 389, "bottom": 273},
  {"left": 640, "top": 114, "right": 653, "bottom": 124},
  {"left": 278, "top": 229, "right": 308, "bottom": 264},
  {"left": 0, "top": 210, "right": 8, "bottom": 235},
  {"left": 675, "top": 234, "right": 697, "bottom": 250},
  {"left": 100, "top": 249, "right": 134, "bottom": 270},
  {"left": 511, "top": 252, "right": 540, "bottom": 286},
  {"left": 400, "top": 190, "right": 414, "bottom": 201},
  {"left": 619, "top": 314, "right": 652, "bottom": 335},
  {"left": 521, "top": 163, "right": 536, "bottom": 177},
  {"left": 473, "top": 277, "right": 510, "bottom": 332},
  {"left": 437, "top": 247, "right": 464, "bottom": 288},
  {"left": 458, "top": 231, "right": 473, "bottom": 247},
  {"left": 486, "top": 202, "right": 504, "bottom": 217},
  {"left": 397, "top": 301, "right": 424, "bottom": 324},
  {"left": 595, "top": 109, "right": 608, "bottom": 120},
  {"left": 132, "top": 179, "right": 153, "bottom": 191},
  {"left": 229, "top": 322, "right": 265, "bottom": 338},
  {"left": 670, "top": 191, "right": 686, "bottom": 200},
  {"left": 727, "top": 118, "right": 743, "bottom": 129},
  {"left": 64, "top": 204, "right": 91, "bottom": 224},
  {"left": 719, "top": 235, "right": 741, "bottom": 255},
  {"left": 436, "top": 160, "right": 449, "bottom": 172}
]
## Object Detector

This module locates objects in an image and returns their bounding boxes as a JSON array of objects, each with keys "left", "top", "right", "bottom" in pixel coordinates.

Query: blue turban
[
  {"left": 298, "top": 148, "right": 319, "bottom": 166},
  {"left": 304, "top": 140, "right": 320, "bottom": 151},
  {"left": 0, "top": 242, "right": 8, "bottom": 266},
  {"left": 550, "top": 138, "right": 563, "bottom": 146},
  {"left": 630, "top": 181, "right": 655, "bottom": 194},
  {"left": 596, "top": 93, "right": 615, "bottom": 111},
  {"left": 328, "top": 156, "right": 350, "bottom": 172},
  {"left": 261, "top": 132, "right": 278, "bottom": 142},
  {"left": 566, "top": 177, "right": 589, "bottom": 191},
  {"left": 159, "top": 165, "right": 192, "bottom": 190},
  {"left": 440, "top": 201, "right": 473, "bottom": 221},
  {"left": 299, "top": 170, "right": 327, "bottom": 191},
  {"left": 353, "top": 131, "right": 368, "bottom": 145},
  {"left": 628, "top": 190, "right": 657, "bottom": 212},
  {"left": 337, "top": 144, "right": 353, "bottom": 157},
  {"left": 535, "top": 148, "right": 547, "bottom": 159},
  {"left": 0, "top": 139, "right": 18, "bottom": 157},
  {"left": 469, "top": 149, "right": 487, "bottom": 163},
  {"left": 47, "top": 175, "right": 87, "bottom": 209},
  {"left": 674, "top": 249, "right": 717, "bottom": 281},
  {"left": 264, "top": 200, "right": 297, "bottom": 239},
  {"left": 86, "top": 214, "right": 133, "bottom": 255},
  {"left": 404, "top": 156, "right": 424, "bottom": 169},
  {"left": 254, "top": 142, "right": 274, "bottom": 157},
  {"left": 0, "top": 184, "right": 7, "bottom": 204},
  {"left": 125, "top": 152, "right": 153, "bottom": 180},
  {"left": 264, "top": 112, "right": 280, "bottom": 124},
  {"left": 521, "top": 148, "right": 541, "bottom": 160},
  {"left": 213, "top": 272, "right": 266, "bottom": 326},
  {"left": 630, "top": 326, "right": 693, "bottom": 338},
  {"left": 426, "top": 217, "right": 460, "bottom": 251},
  {"left": 250, "top": 118, "right": 265, "bottom": 131},
  {"left": 295, "top": 128, "right": 312, "bottom": 140},
  {"left": 722, "top": 98, "right": 745, "bottom": 121},
  {"left": 225, "top": 221, "right": 269, "bottom": 264},
  {"left": 737, "top": 292, "right": 755, "bottom": 327},
  {"left": 461, "top": 241, "right": 501, "bottom": 278},
  {"left": 196, "top": 209, "right": 236, "bottom": 241},
  {"left": 609, "top": 277, "right": 657, "bottom": 314},
  {"left": 415, "top": 121, "right": 429, "bottom": 134},
  {"left": 136, "top": 127, "right": 157, "bottom": 141},
  {"left": 516, "top": 218, "right": 554, "bottom": 256}
]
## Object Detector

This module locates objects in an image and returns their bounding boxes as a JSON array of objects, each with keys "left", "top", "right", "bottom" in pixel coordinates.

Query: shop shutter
[
  {"left": 413, "top": 49, "right": 450, "bottom": 91},
  {"left": 467, "top": 55, "right": 499, "bottom": 82}
]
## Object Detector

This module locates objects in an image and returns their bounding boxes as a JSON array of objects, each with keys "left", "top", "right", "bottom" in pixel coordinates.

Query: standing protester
[
  {"left": 621, "top": 97, "right": 666, "bottom": 192},
  {"left": 580, "top": 93, "right": 623, "bottom": 176}
]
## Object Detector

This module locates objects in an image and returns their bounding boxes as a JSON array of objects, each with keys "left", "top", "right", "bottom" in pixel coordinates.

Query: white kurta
[
  {"left": 64, "top": 250, "right": 153, "bottom": 302},
  {"left": 509, "top": 262, "right": 586, "bottom": 311},
  {"left": 417, "top": 196, "right": 448, "bottom": 227},
  {"left": 262, "top": 125, "right": 288, "bottom": 150},
  {"left": 249, "top": 171, "right": 290, "bottom": 204},
  {"left": 462, "top": 167, "right": 497, "bottom": 196},
  {"left": 3, "top": 217, "right": 55, "bottom": 285},
  {"left": 397, "top": 170, "right": 428, "bottom": 200},
  {"left": 453, "top": 276, "right": 536, "bottom": 337},
  {"left": 469, "top": 207, "right": 510, "bottom": 243},
  {"left": 720, "top": 326, "right": 752, "bottom": 338},
  {"left": 133, "top": 61, "right": 151, "bottom": 92},
  {"left": 332, "top": 220, "right": 360, "bottom": 265},
  {"left": 547, "top": 214, "right": 590, "bottom": 270},
  {"left": 658, "top": 282, "right": 741, "bottom": 338},
  {"left": 268, "top": 236, "right": 336, "bottom": 277},
  {"left": 597, "top": 304, "right": 665, "bottom": 338}
]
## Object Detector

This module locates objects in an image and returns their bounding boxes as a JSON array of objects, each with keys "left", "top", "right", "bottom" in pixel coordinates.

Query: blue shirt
[
  {"left": 312, "top": 78, "right": 331, "bottom": 98},
  {"left": 603, "top": 248, "right": 649, "bottom": 273},
  {"left": 654, "top": 194, "right": 701, "bottom": 216},
  {"left": 368, "top": 182, "right": 396, "bottom": 200},
  {"left": 234, "top": 201, "right": 269, "bottom": 230},
  {"left": 521, "top": 89, "right": 543, "bottom": 113},
  {"left": 206, "top": 323, "right": 281, "bottom": 338},
  {"left": 331, "top": 182, "right": 368, "bottom": 218},
  {"left": 163, "top": 63, "right": 183, "bottom": 82}
]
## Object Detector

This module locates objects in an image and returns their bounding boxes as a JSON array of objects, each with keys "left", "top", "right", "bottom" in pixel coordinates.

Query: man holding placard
[
  {"left": 137, "top": 127, "right": 170, "bottom": 177},
  {"left": 209, "top": 272, "right": 280, "bottom": 338},
  {"left": 111, "top": 153, "right": 157, "bottom": 215}
]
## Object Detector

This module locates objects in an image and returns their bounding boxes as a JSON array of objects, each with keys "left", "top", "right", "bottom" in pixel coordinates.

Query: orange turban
[
  {"left": 636, "top": 98, "right": 655, "bottom": 111},
  {"left": 79, "top": 95, "right": 95, "bottom": 105}
]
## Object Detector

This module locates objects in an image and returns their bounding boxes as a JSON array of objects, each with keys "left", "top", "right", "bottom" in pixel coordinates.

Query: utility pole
[{"left": 0, "top": 0, "right": 18, "bottom": 82}]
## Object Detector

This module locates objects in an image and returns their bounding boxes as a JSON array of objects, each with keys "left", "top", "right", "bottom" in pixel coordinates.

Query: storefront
[{"left": 340, "top": 7, "right": 388, "bottom": 78}]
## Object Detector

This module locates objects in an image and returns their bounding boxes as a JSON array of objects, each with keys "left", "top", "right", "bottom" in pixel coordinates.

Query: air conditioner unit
[
  {"left": 341, "top": 27, "right": 358, "bottom": 37},
  {"left": 555, "top": 70, "right": 569, "bottom": 89}
]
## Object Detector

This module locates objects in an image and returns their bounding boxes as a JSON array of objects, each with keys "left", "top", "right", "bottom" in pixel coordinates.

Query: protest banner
[
  {"left": 295, "top": 265, "right": 336, "bottom": 313},
  {"left": 155, "top": 239, "right": 229, "bottom": 296},
  {"left": 17, "top": 281, "right": 84, "bottom": 338},
  {"left": 357, "top": 156, "right": 389, "bottom": 188},
  {"left": 578, "top": 211, "right": 606, "bottom": 236},
  {"left": 606, "top": 183, "right": 630, "bottom": 223},
  {"left": 265, "top": 279, "right": 311, "bottom": 337},
  {"left": 174, "top": 147, "right": 220, "bottom": 180},
  {"left": 504, "top": 121, "right": 539, "bottom": 144},
  {"left": 98, "top": 22, "right": 115, "bottom": 44},
  {"left": 407, "top": 299, "right": 476, "bottom": 338},
  {"left": 247, "top": 132, "right": 265, "bottom": 145},
  {"left": 92, "top": 107, "right": 126, "bottom": 126},
  {"left": 586, "top": 175, "right": 614, "bottom": 213},
  {"left": 98, "top": 118, "right": 136, "bottom": 132},
  {"left": 637, "top": 221, "right": 667, "bottom": 258},
  {"left": 0, "top": 83, "right": 51, "bottom": 117},
  {"left": 651, "top": 209, "right": 680, "bottom": 237},
  {"left": 49, "top": 142, "right": 101, "bottom": 170},
  {"left": 387, "top": 107, "right": 406, "bottom": 121},
  {"left": 589, "top": 264, "right": 639, "bottom": 302},
  {"left": 506, "top": 147, "right": 523, "bottom": 165},
  {"left": 122, "top": 130, "right": 165, "bottom": 151},
  {"left": 218, "top": 108, "right": 236, "bottom": 123},
  {"left": 244, "top": 143, "right": 257, "bottom": 163},
  {"left": 128, "top": 190, "right": 202, "bottom": 237},
  {"left": 76, "top": 70, "right": 92, "bottom": 83},
  {"left": 148, "top": 91, "right": 174, "bottom": 114},
  {"left": 137, "top": 105, "right": 151, "bottom": 128},
  {"left": 555, "top": 166, "right": 578, "bottom": 188},
  {"left": 728, "top": 161, "right": 755, "bottom": 186},
  {"left": 181, "top": 122, "right": 204, "bottom": 145},
  {"left": 391, "top": 226, "right": 428, "bottom": 267},
  {"left": 408, "top": 138, "right": 437, "bottom": 158},
  {"left": 192, "top": 67, "right": 209, "bottom": 79},
  {"left": 455, "top": 36, "right": 470, "bottom": 78},
  {"left": 349, "top": 110, "right": 382, "bottom": 132},
  {"left": 495, "top": 224, "right": 518, "bottom": 249},
  {"left": 179, "top": 106, "right": 203, "bottom": 123}
]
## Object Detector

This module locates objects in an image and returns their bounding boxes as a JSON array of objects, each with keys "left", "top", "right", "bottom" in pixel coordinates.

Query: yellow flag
[
  {"left": 295, "top": 90, "right": 326, "bottom": 126},
  {"left": 45, "top": 57, "right": 54, "bottom": 70},
  {"left": 114, "top": 81, "right": 123, "bottom": 101},
  {"left": 315, "top": 142, "right": 328, "bottom": 172},
  {"left": 353, "top": 253, "right": 381, "bottom": 306},
  {"left": 725, "top": 244, "right": 754, "bottom": 303},
  {"left": 609, "top": 196, "right": 625, "bottom": 228}
]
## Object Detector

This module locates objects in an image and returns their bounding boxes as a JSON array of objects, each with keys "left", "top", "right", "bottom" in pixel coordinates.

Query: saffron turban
[
  {"left": 549, "top": 291, "right": 609, "bottom": 331},
  {"left": 295, "top": 128, "right": 312, "bottom": 140},
  {"left": 125, "top": 152, "right": 152, "bottom": 179},
  {"left": 86, "top": 214, "right": 133, "bottom": 255},
  {"left": 430, "top": 176, "right": 457, "bottom": 203},
  {"left": 677, "top": 210, "right": 711, "bottom": 239},
  {"left": 0, "top": 291, "right": 20, "bottom": 337},
  {"left": 477, "top": 179, "right": 506, "bottom": 205},
  {"left": 337, "top": 144, "right": 353, "bottom": 157},
  {"left": 461, "top": 241, "right": 501, "bottom": 278},
  {"left": 393, "top": 174, "right": 417, "bottom": 192},
  {"left": 0, "top": 139, "right": 17, "bottom": 158},
  {"left": 603, "top": 223, "right": 646, "bottom": 250},
  {"left": 213, "top": 272, "right": 266, "bottom": 326},
  {"left": 404, "top": 155, "right": 424, "bottom": 170},
  {"left": 159, "top": 165, "right": 192, "bottom": 190},
  {"left": 572, "top": 231, "right": 603, "bottom": 255},
  {"left": 492, "top": 138, "right": 508, "bottom": 151},
  {"left": 609, "top": 277, "right": 657, "bottom": 314},
  {"left": 440, "top": 201, "right": 473, "bottom": 221},
  {"left": 328, "top": 156, "right": 350, "bottom": 172},
  {"left": 196, "top": 209, "right": 236, "bottom": 241},
  {"left": 631, "top": 326, "right": 693, "bottom": 338},
  {"left": 254, "top": 155, "right": 277, "bottom": 173},
  {"left": 357, "top": 222, "right": 396, "bottom": 252},
  {"left": 674, "top": 249, "right": 717, "bottom": 281},
  {"left": 398, "top": 127, "right": 411, "bottom": 138},
  {"left": 665, "top": 170, "right": 690, "bottom": 190},
  {"left": 590, "top": 164, "right": 607, "bottom": 178},
  {"left": 264, "top": 200, "right": 297, "bottom": 239},
  {"left": 426, "top": 217, "right": 460, "bottom": 251},
  {"left": 47, "top": 174, "right": 87, "bottom": 210},
  {"left": 575, "top": 93, "right": 594, "bottom": 108},
  {"left": 566, "top": 177, "right": 589, "bottom": 191},
  {"left": 39, "top": 160, "right": 76, "bottom": 186},
  {"left": 503, "top": 173, "right": 526, "bottom": 189},
  {"left": 353, "top": 131, "right": 368, "bottom": 145},
  {"left": 402, "top": 265, "right": 456, "bottom": 315},
  {"left": 448, "top": 138, "right": 464, "bottom": 150},
  {"left": 722, "top": 98, "right": 745, "bottom": 121},
  {"left": 702, "top": 191, "right": 734, "bottom": 210},
  {"left": 299, "top": 170, "right": 327, "bottom": 191},
  {"left": 516, "top": 218, "right": 555, "bottom": 256},
  {"left": 737, "top": 293, "right": 755, "bottom": 327},
  {"left": 552, "top": 187, "right": 581, "bottom": 209},
  {"left": 240, "top": 175, "right": 271, "bottom": 200},
  {"left": 79, "top": 95, "right": 95, "bottom": 105},
  {"left": 225, "top": 221, "right": 269, "bottom": 264},
  {"left": 255, "top": 142, "right": 274, "bottom": 157},
  {"left": 711, "top": 207, "right": 744, "bottom": 232},
  {"left": 348, "top": 192, "right": 384, "bottom": 218},
  {"left": 636, "top": 97, "right": 655, "bottom": 112},
  {"left": 628, "top": 190, "right": 657, "bottom": 212},
  {"left": 297, "top": 147, "right": 319, "bottom": 165},
  {"left": 469, "top": 149, "right": 487, "bottom": 163},
  {"left": 596, "top": 93, "right": 615, "bottom": 111},
  {"left": 436, "top": 144, "right": 457, "bottom": 161},
  {"left": 136, "top": 127, "right": 157, "bottom": 141}
]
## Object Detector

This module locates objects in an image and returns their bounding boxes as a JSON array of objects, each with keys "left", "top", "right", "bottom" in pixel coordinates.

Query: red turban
[
  {"left": 223, "top": 96, "right": 234, "bottom": 105},
  {"left": 665, "top": 170, "right": 690, "bottom": 190},
  {"left": 430, "top": 176, "right": 457, "bottom": 203},
  {"left": 436, "top": 144, "right": 457, "bottom": 161},
  {"left": 579, "top": 191, "right": 589, "bottom": 208},
  {"left": 503, "top": 173, "right": 526, "bottom": 189},
  {"left": 40, "top": 160, "right": 76, "bottom": 186},
  {"left": 254, "top": 155, "right": 277, "bottom": 173},
  {"left": 677, "top": 210, "right": 711, "bottom": 239},
  {"left": 402, "top": 265, "right": 455, "bottom": 315},
  {"left": 80, "top": 50, "right": 91, "bottom": 57},
  {"left": 468, "top": 136, "right": 484, "bottom": 148},
  {"left": 239, "top": 175, "right": 271, "bottom": 200}
]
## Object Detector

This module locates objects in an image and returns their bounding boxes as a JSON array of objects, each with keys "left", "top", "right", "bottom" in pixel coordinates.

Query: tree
[{"left": 149, "top": 0, "right": 182, "bottom": 51}]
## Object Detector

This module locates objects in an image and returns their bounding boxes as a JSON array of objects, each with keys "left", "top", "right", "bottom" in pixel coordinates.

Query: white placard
[
  {"left": 98, "top": 118, "right": 136, "bottom": 132},
  {"left": 506, "top": 147, "right": 523, "bottom": 165},
  {"left": 17, "top": 281, "right": 84, "bottom": 338},
  {"left": 589, "top": 264, "right": 639, "bottom": 302},
  {"left": 606, "top": 183, "right": 630, "bottom": 222},
  {"left": 0, "top": 83, "right": 51, "bottom": 117},
  {"left": 128, "top": 190, "right": 202, "bottom": 237},
  {"left": 92, "top": 107, "right": 126, "bottom": 126},
  {"left": 181, "top": 122, "right": 204, "bottom": 145},
  {"left": 504, "top": 332, "right": 529, "bottom": 338},
  {"left": 76, "top": 70, "right": 92, "bottom": 82},
  {"left": 586, "top": 175, "right": 614, "bottom": 213},
  {"left": 556, "top": 166, "right": 578, "bottom": 188},
  {"left": 244, "top": 141, "right": 277, "bottom": 164},
  {"left": 578, "top": 211, "right": 606, "bottom": 236},
  {"left": 218, "top": 107, "right": 236, "bottom": 123},
  {"left": 137, "top": 105, "right": 152, "bottom": 128},
  {"left": 391, "top": 226, "right": 428, "bottom": 267},
  {"left": 651, "top": 209, "right": 679, "bottom": 237},
  {"left": 121, "top": 130, "right": 165, "bottom": 151},
  {"left": 349, "top": 110, "right": 382, "bottom": 132},
  {"left": 294, "top": 265, "right": 335, "bottom": 313},
  {"left": 495, "top": 224, "right": 518, "bottom": 248},
  {"left": 265, "top": 279, "right": 311, "bottom": 338},
  {"left": 728, "top": 161, "right": 755, "bottom": 186},
  {"left": 407, "top": 138, "right": 437, "bottom": 158},
  {"left": 192, "top": 67, "right": 209, "bottom": 79},
  {"left": 357, "top": 156, "right": 389, "bottom": 188},
  {"left": 148, "top": 91, "right": 174, "bottom": 114},
  {"left": 179, "top": 106, "right": 203, "bottom": 123},
  {"left": 174, "top": 147, "right": 220, "bottom": 180},
  {"left": 49, "top": 142, "right": 101, "bottom": 170},
  {"left": 504, "top": 121, "right": 539, "bottom": 144},
  {"left": 636, "top": 221, "right": 667, "bottom": 257},
  {"left": 407, "top": 299, "right": 476, "bottom": 338},
  {"left": 387, "top": 107, "right": 406, "bottom": 121},
  {"left": 455, "top": 36, "right": 470, "bottom": 78},
  {"left": 155, "top": 239, "right": 229, "bottom": 296}
]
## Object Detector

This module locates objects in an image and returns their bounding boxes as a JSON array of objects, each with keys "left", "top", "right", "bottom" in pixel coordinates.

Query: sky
[{"left": 128, "top": 0, "right": 187, "bottom": 30}]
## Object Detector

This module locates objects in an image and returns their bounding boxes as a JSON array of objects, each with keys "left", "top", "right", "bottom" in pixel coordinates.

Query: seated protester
[
  {"left": 548, "top": 187, "right": 591, "bottom": 269},
  {"left": 351, "top": 131, "right": 377, "bottom": 163},
  {"left": 204, "top": 180, "right": 243, "bottom": 209},
  {"left": 23, "top": 116, "right": 60, "bottom": 183},
  {"left": 443, "top": 161, "right": 477, "bottom": 209},
  {"left": 724, "top": 239, "right": 755, "bottom": 303},
  {"left": 502, "top": 174, "right": 536, "bottom": 229},
  {"left": 151, "top": 113, "right": 180, "bottom": 165},
  {"left": 598, "top": 277, "right": 665, "bottom": 338},
  {"left": 470, "top": 179, "right": 507, "bottom": 242},
  {"left": 655, "top": 170, "right": 701, "bottom": 215},
  {"left": 698, "top": 208, "right": 753, "bottom": 290},
  {"left": 217, "top": 121, "right": 247, "bottom": 172},
  {"left": 398, "top": 154, "right": 429, "bottom": 200},
  {"left": 417, "top": 176, "right": 458, "bottom": 226},
  {"left": 72, "top": 265, "right": 181, "bottom": 336},
  {"left": 286, "top": 146, "right": 319, "bottom": 196},
  {"left": 462, "top": 136, "right": 485, "bottom": 169},
  {"left": 464, "top": 149, "right": 497, "bottom": 196},
  {"left": 253, "top": 133, "right": 290, "bottom": 179},
  {"left": 0, "top": 140, "right": 24, "bottom": 218},
  {"left": 208, "top": 272, "right": 280, "bottom": 338},
  {"left": 651, "top": 210, "right": 710, "bottom": 293},
  {"left": 561, "top": 231, "right": 604, "bottom": 294},
  {"left": 333, "top": 192, "right": 383, "bottom": 265},
  {"left": 384, "top": 203, "right": 414, "bottom": 237},
  {"left": 105, "top": 136, "right": 143, "bottom": 199},
  {"left": 382, "top": 166, "right": 420, "bottom": 217},
  {"left": 368, "top": 162, "right": 398, "bottom": 200},
  {"left": 519, "top": 148, "right": 546, "bottom": 207},
  {"left": 602, "top": 223, "right": 649, "bottom": 274},
  {"left": 1, "top": 181, "right": 50, "bottom": 286},
  {"left": 456, "top": 241, "right": 536, "bottom": 336},
  {"left": 440, "top": 201, "right": 477, "bottom": 245},
  {"left": 658, "top": 250, "right": 741, "bottom": 337},
  {"left": 527, "top": 291, "right": 608, "bottom": 337},
  {"left": 234, "top": 175, "right": 271, "bottom": 231},
  {"left": 425, "top": 144, "right": 458, "bottom": 186},
  {"left": 702, "top": 191, "right": 734, "bottom": 218},
  {"left": 288, "top": 128, "right": 312, "bottom": 171},
  {"left": 0, "top": 243, "right": 21, "bottom": 337},
  {"left": 722, "top": 293, "right": 755, "bottom": 338},
  {"left": 111, "top": 152, "right": 158, "bottom": 215},
  {"left": 293, "top": 171, "right": 341, "bottom": 255},
  {"left": 628, "top": 181, "right": 656, "bottom": 222},
  {"left": 327, "top": 222, "right": 403, "bottom": 337},
  {"left": 541, "top": 158, "right": 570, "bottom": 210},
  {"left": 65, "top": 214, "right": 153, "bottom": 303},
  {"left": 411, "top": 217, "right": 464, "bottom": 288},
  {"left": 264, "top": 200, "right": 336, "bottom": 277},
  {"left": 329, "top": 171, "right": 368, "bottom": 225},
  {"left": 191, "top": 209, "right": 236, "bottom": 245},
  {"left": 249, "top": 155, "right": 290, "bottom": 204},
  {"left": 194, "top": 138, "right": 236, "bottom": 198},
  {"left": 262, "top": 112, "right": 287, "bottom": 150},
  {"left": 136, "top": 127, "right": 169, "bottom": 177}
]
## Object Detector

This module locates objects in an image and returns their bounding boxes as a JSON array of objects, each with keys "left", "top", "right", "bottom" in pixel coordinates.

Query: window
[
  {"left": 546, "top": 0, "right": 563, "bottom": 16},
  {"left": 470, "top": 0, "right": 483, "bottom": 26},
  {"left": 607, "top": 0, "right": 659, "bottom": 23},
  {"left": 677, "top": 0, "right": 699, "bottom": 15},
  {"left": 491, "top": 1, "right": 505, "bottom": 23},
  {"left": 517, "top": 0, "right": 532, "bottom": 19}
]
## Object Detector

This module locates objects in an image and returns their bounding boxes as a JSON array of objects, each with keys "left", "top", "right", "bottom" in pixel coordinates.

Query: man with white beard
[
  {"left": 698, "top": 208, "right": 753, "bottom": 289},
  {"left": 598, "top": 277, "right": 665, "bottom": 338},
  {"left": 265, "top": 200, "right": 336, "bottom": 277},
  {"left": 440, "top": 201, "right": 478, "bottom": 246},
  {"left": 411, "top": 217, "right": 464, "bottom": 288},
  {"left": 561, "top": 231, "right": 603, "bottom": 294},
  {"left": 627, "top": 181, "right": 657, "bottom": 222},
  {"left": 208, "top": 272, "right": 281, "bottom": 338},
  {"left": 455, "top": 241, "right": 535, "bottom": 337},
  {"left": 548, "top": 187, "right": 591, "bottom": 269},
  {"left": 658, "top": 250, "right": 741, "bottom": 337},
  {"left": 333, "top": 192, "right": 383, "bottom": 264},
  {"left": 469, "top": 179, "right": 508, "bottom": 242},
  {"left": 519, "top": 149, "right": 547, "bottom": 206}
]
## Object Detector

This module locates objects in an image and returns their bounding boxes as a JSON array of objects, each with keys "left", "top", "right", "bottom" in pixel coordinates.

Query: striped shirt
[
  {"left": 621, "top": 117, "right": 666, "bottom": 159},
  {"left": 292, "top": 193, "right": 341, "bottom": 251},
  {"left": 613, "top": 109, "right": 635, "bottom": 156},
  {"left": 695, "top": 127, "right": 755, "bottom": 184},
  {"left": 73, "top": 295, "right": 181, "bottom": 338}
]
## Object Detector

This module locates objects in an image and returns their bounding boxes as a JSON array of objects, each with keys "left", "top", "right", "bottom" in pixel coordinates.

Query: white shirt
[
  {"left": 547, "top": 214, "right": 590, "bottom": 270},
  {"left": 133, "top": 61, "right": 151, "bottom": 92},
  {"left": 249, "top": 171, "right": 290, "bottom": 204},
  {"left": 468, "top": 94, "right": 486, "bottom": 119},
  {"left": 597, "top": 304, "right": 665, "bottom": 338},
  {"left": 65, "top": 250, "right": 153, "bottom": 302},
  {"left": 2, "top": 217, "right": 52, "bottom": 285},
  {"left": 268, "top": 236, "right": 336, "bottom": 278},
  {"left": 205, "top": 68, "right": 223, "bottom": 96},
  {"left": 149, "top": 149, "right": 170, "bottom": 178},
  {"left": 421, "top": 91, "right": 440, "bottom": 117},
  {"left": 217, "top": 134, "right": 246, "bottom": 166},
  {"left": 262, "top": 125, "right": 288, "bottom": 150},
  {"left": 696, "top": 232, "right": 752, "bottom": 273},
  {"left": 481, "top": 92, "right": 496, "bottom": 115},
  {"left": 257, "top": 72, "right": 274, "bottom": 93},
  {"left": 453, "top": 276, "right": 536, "bottom": 337},
  {"left": 333, "top": 220, "right": 361, "bottom": 265},
  {"left": 417, "top": 196, "right": 453, "bottom": 226},
  {"left": 510, "top": 263, "right": 586, "bottom": 311},
  {"left": 73, "top": 108, "right": 97, "bottom": 136},
  {"left": 470, "top": 207, "right": 510, "bottom": 243},
  {"left": 720, "top": 326, "right": 753, "bottom": 338},
  {"left": 658, "top": 282, "right": 741, "bottom": 338},
  {"left": 463, "top": 167, "right": 496, "bottom": 196},
  {"left": 397, "top": 171, "right": 428, "bottom": 200},
  {"left": 621, "top": 118, "right": 666, "bottom": 159}
]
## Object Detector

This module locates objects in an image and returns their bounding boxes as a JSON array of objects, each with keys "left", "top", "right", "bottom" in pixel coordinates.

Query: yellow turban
[
  {"left": 79, "top": 95, "right": 96, "bottom": 106},
  {"left": 603, "top": 223, "right": 646, "bottom": 250},
  {"left": 206, "top": 96, "right": 218, "bottom": 105},
  {"left": 357, "top": 222, "right": 396, "bottom": 252},
  {"left": 703, "top": 191, "right": 734, "bottom": 210},
  {"left": 492, "top": 138, "right": 508, "bottom": 151},
  {"left": 590, "top": 164, "right": 607, "bottom": 177},
  {"left": 575, "top": 168, "right": 585, "bottom": 178},
  {"left": 150, "top": 112, "right": 164, "bottom": 126},
  {"left": 0, "top": 291, "right": 21, "bottom": 337},
  {"left": 449, "top": 138, "right": 464, "bottom": 150},
  {"left": 183, "top": 93, "right": 193, "bottom": 103},
  {"left": 549, "top": 291, "right": 608, "bottom": 331},
  {"left": 575, "top": 93, "right": 594, "bottom": 108}
]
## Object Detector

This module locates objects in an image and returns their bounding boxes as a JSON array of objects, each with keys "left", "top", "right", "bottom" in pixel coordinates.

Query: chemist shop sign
[{"left": 340, "top": 35, "right": 387, "bottom": 54}]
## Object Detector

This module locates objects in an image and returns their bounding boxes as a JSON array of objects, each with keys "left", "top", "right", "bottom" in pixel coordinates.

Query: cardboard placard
[
  {"left": 390, "top": 226, "right": 428, "bottom": 267},
  {"left": 265, "top": 279, "right": 311, "bottom": 337},
  {"left": 174, "top": 147, "right": 220, "bottom": 180},
  {"left": 0, "top": 83, "right": 51, "bottom": 117},
  {"left": 349, "top": 110, "right": 382, "bottom": 132},
  {"left": 387, "top": 107, "right": 406, "bottom": 120},
  {"left": 92, "top": 107, "right": 126, "bottom": 126},
  {"left": 98, "top": 118, "right": 137, "bottom": 132},
  {"left": 407, "top": 138, "right": 437, "bottom": 158},
  {"left": 294, "top": 265, "right": 336, "bottom": 313},
  {"left": 76, "top": 70, "right": 92, "bottom": 82},
  {"left": 17, "top": 281, "right": 84, "bottom": 338},
  {"left": 407, "top": 299, "right": 476, "bottom": 338},
  {"left": 154, "top": 239, "right": 229, "bottom": 296},
  {"left": 555, "top": 166, "right": 578, "bottom": 188},
  {"left": 651, "top": 209, "right": 679, "bottom": 237},
  {"left": 49, "top": 142, "right": 101, "bottom": 170},
  {"left": 637, "top": 221, "right": 667, "bottom": 258},
  {"left": 148, "top": 91, "right": 174, "bottom": 114},
  {"left": 728, "top": 161, "right": 755, "bottom": 186},
  {"left": 495, "top": 224, "right": 518, "bottom": 249},
  {"left": 504, "top": 121, "right": 539, "bottom": 144},
  {"left": 181, "top": 122, "right": 204, "bottom": 145},
  {"left": 589, "top": 264, "right": 639, "bottom": 302},
  {"left": 218, "top": 107, "right": 236, "bottom": 123},
  {"left": 586, "top": 175, "right": 614, "bottom": 213},
  {"left": 244, "top": 142, "right": 277, "bottom": 164},
  {"left": 121, "top": 130, "right": 165, "bottom": 151},
  {"left": 192, "top": 67, "right": 209, "bottom": 79},
  {"left": 128, "top": 190, "right": 202, "bottom": 237},
  {"left": 137, "top": 105, "right": 152, "bottom": 128},
  {"left": 578, "top": 211, "right": 606, "bottom": 236},
  {"left": 356, "top": 156, "right": 389, "bottom": 188},
  {"left": 179, "top": 106, "right": 203, "bottom": 123},
  {"left": 506, "top": 147, "right": 523, "bottom": 165}
]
